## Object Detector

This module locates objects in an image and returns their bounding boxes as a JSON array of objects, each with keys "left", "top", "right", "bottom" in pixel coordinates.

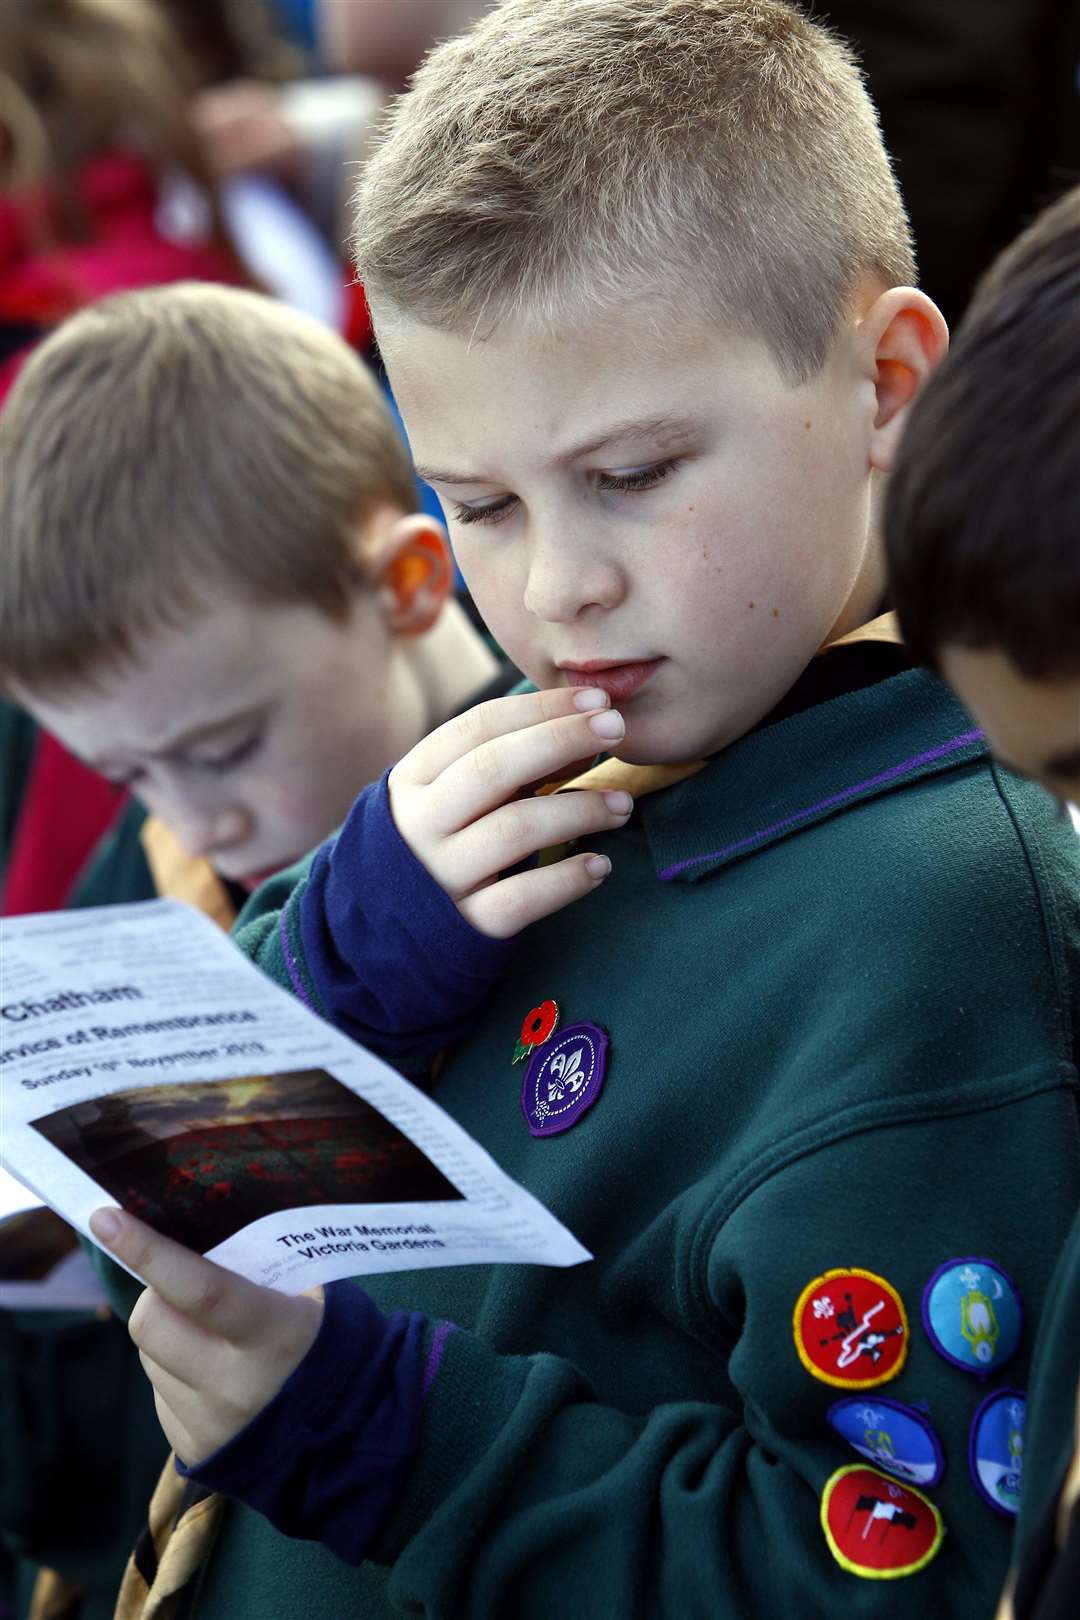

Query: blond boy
[{"left": 68, "top": 4, "right": 1080, "bottom": 1617}]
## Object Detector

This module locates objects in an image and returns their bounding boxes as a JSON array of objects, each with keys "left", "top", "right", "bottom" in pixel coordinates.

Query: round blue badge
[
  {"left": 827, "top": 1397, "right": 945, "bottom": 1487},
  {"left": 969, "top": 1389, "right": 1025, "bottom": 1517},
  {"left": 521, "top": 1021, "right": 609, "bottom": 1137},
  {"left": 921, "top": 1258, "right": 1022, "bottom": 1377}
]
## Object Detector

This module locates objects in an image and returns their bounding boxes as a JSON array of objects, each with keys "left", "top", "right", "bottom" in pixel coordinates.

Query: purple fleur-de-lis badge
[{"left": 522, "top": 1021, "right": 609, "bottom": 1137}]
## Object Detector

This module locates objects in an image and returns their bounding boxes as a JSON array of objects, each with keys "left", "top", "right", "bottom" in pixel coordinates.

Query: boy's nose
[
  {"left": 172, "top": 806, "right": 253, "bottom": 861},
  {"left": 523, "top": 536, "right": 625, "bottom": 623}
]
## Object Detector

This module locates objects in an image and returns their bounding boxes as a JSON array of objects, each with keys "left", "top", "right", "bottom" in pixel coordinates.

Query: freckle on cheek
[
  {"left": 772, "top": 608, "right": 780, "bottom": 619},
  {"left": 804, "top": 419, "right": 812, "bottom": 431},
  {"left": 747, "top": 601, "right": 755, "bottom": 611}
]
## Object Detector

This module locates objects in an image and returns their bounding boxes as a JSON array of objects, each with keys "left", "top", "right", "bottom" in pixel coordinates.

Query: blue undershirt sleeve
[
  {"left": 294, "top": 770, "right": 512, "bottom": 1061},
  {"left": 177, "top": 1280, "right": 430, "bottom": 1566}
]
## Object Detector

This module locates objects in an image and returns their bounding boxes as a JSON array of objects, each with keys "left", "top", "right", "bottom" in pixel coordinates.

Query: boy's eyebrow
[{"left": 413, "top": 413, "right": 697, "bottom": 486}]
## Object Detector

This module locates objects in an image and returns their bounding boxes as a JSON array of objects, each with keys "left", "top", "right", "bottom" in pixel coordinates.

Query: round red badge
[
  {"left": 520, "top": 1000, "right": 559, "bottom": 1047},
  {"left": 793, "top": 1268, "right": 908, "bottom": 1389},
  {"left": 512, "top": 1000, "right": 559, "bottom": 1065},
  {"left": 820, "top": 1465, "right": 944, "bottom": 1579}
]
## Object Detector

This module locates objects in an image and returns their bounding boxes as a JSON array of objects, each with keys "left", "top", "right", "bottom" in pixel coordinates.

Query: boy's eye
[
  {"left": 191, "top": 734, "right": 262, "bottom": 773},
  {"left": 595, "top": 458, "right": 678, "bottom": 494},
  {"left": 451, "top": 493, "right": 518, "bottom": 527},
  {"left": 101, "top": 765, "right": 142, "bottom": 788},
  {"left": 450, "top": 458, "right": 679, "bottom": 527}
]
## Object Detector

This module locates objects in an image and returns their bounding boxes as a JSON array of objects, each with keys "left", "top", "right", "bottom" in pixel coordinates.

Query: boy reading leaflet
[
  {"left": 29, "top": 2, "right": 1080, "bottom": 1616},
  {"left": 0, "top": 282, "right": 618, "bottom": 1620},
  {"left": 884, "top": 182, "right": 1080, "bottom": 1620}
]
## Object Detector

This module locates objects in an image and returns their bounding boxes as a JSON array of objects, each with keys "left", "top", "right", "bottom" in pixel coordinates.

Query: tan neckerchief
[{"left": 139, "top": 817, "right": 236, "bottom": 931}]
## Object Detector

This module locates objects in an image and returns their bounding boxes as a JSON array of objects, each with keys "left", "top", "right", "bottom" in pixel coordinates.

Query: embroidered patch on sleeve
[
  {"left": 794, "top": 1269, "right": 908, "bottom": 1388},
  {"left": 820, "top": 1464, "right": 945, "bottom": 1579},
  {"left": 969, "top": 1389, "right": 1025, "bottom": 1517},
  {"left": 827, "top": 1397, "right": 944, "bottom": 1487},
  {"left": 921, "top": 1258, "right": 1023, "bottom": 1377}
]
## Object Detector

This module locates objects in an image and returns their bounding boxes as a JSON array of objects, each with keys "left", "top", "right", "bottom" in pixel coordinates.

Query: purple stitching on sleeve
[
  {"left": 278, "top": 900, "right": 315, "bottom": 1011},
  {"left": 658, "top": 729, "right": 983, "bottom": 881},
  {"left": 422, "top": 1320, "right": 456, "bottom": 1399}
]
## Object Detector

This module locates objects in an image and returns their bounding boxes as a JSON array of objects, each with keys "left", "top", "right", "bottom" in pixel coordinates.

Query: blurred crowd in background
[{"left": 1, "top": 0, "right": 1078, "bottom": 920}]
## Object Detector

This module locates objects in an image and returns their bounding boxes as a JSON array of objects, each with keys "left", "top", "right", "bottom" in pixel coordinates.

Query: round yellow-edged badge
[
  {"left": 793, "top": 1267, "right": 908, "bottom": 1389},
  {"left": 820, "top": 1464, "right": 945, "bottom": 1579}
]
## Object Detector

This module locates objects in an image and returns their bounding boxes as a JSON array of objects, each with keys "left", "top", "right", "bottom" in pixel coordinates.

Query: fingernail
[
  {"left": 573, "top": 687, "right": 610, "bottom": 712},
  {"left": 90, "top": 1208, "right": 121, "bottom": 1243},
  {"left": 589, "top": 709, "right": 625, "bottom": 740},
  {"left": 585, "top": 854, "right": 611, "bottom": 879},
  {"left": 604, "top": 790, "right": 633, "bottom": 815}
]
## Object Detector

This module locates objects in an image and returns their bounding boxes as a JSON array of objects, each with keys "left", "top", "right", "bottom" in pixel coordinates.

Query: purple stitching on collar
[
  {"left": 422, "top": 1319, "right": 456, "bottom": 1399},
  {"left": 658, "top": 728, "right": 984, "bottom": 881},
  {"left": 278, "top": 900, "right": 315, "bottom": 1012}
]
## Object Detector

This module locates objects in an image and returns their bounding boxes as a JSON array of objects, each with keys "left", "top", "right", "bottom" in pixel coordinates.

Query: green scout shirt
[{"left": 106, "top": 666, "right": 1080, "bottom": 1618}]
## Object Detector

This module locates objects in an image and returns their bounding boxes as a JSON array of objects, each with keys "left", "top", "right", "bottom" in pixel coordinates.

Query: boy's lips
[{"left": 558, "top": 657, "right": 664, "bottom": 703}]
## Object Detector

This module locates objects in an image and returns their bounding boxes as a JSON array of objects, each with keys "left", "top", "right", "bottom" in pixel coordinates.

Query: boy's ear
[
  {"left": 367, "top": 514, "right": 454, "bottom": 635},
  {"left": 856, "top": 288, "right": 949, "bottom": 473}
]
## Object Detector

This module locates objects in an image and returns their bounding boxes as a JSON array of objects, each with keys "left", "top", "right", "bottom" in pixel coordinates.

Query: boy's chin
[{"left": 607, "top": 727, "right": 710, "bottom": 768}]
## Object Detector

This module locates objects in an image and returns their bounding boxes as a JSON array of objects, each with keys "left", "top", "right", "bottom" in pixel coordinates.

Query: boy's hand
[
  {"left": 388, "top": 687, "right": 631, "bottom": 938},
  {"left": 89, "top": 1207, "right": 323, "bottom": 1466}
]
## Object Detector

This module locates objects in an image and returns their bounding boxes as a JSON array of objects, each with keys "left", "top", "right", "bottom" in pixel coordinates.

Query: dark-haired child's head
[
  {"left": 352, "top": 0, "right": 947, "bottom": 764},
  {"left": 885, "top": 185, "right": 1080, "bottom": 809},
  {"left": 0, "top": 283, "right": 459, "bottom": 885}
]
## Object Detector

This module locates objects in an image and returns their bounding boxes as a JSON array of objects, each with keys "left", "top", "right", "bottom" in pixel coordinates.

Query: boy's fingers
[
  {"left": 421, "top": 710, "right": 625, "bottom": 837},
  {"left": 459, "top": 851, "right": 612, "bottom": 938},
  {"left": 137, "top": 1345, "right": 203, "bottom": 1418},
  {"left": 441, "top": 789, "right": 632, "bottom": 898},
  {"left": 395, "top": 686, "right": 610, "bottom": 786},
  {"left": 90, "top": 1208, "right": 260, "bottom": 1341},
  {"left": 148, "top": 1380, "right": 200, "bottom": 1466},
  {"left": 129, "top": 1286, "right": 219, "bottom": 1381}
]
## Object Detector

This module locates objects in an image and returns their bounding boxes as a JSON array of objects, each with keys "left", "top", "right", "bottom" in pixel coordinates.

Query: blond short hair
[
  {"left": 353, "top": 0, "right": 915, "bottom": 376},
  {"left": 0, "top": 283, "right": 416, "bottom": 691}
]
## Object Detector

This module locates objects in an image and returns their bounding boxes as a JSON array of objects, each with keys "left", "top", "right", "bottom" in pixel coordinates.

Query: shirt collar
[{"left": 644, "top": 668, "right": 984, "bottom": 883}]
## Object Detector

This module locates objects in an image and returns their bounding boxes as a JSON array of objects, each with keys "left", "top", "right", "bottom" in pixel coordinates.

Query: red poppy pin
[{"left": 512, "top": 999, "right": 559, "bottom": 1064}]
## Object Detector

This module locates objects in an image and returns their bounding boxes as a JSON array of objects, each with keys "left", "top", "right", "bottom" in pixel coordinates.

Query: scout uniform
[{"left": 93, "top": 623, "right": 1080, "bottom": 1618}]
